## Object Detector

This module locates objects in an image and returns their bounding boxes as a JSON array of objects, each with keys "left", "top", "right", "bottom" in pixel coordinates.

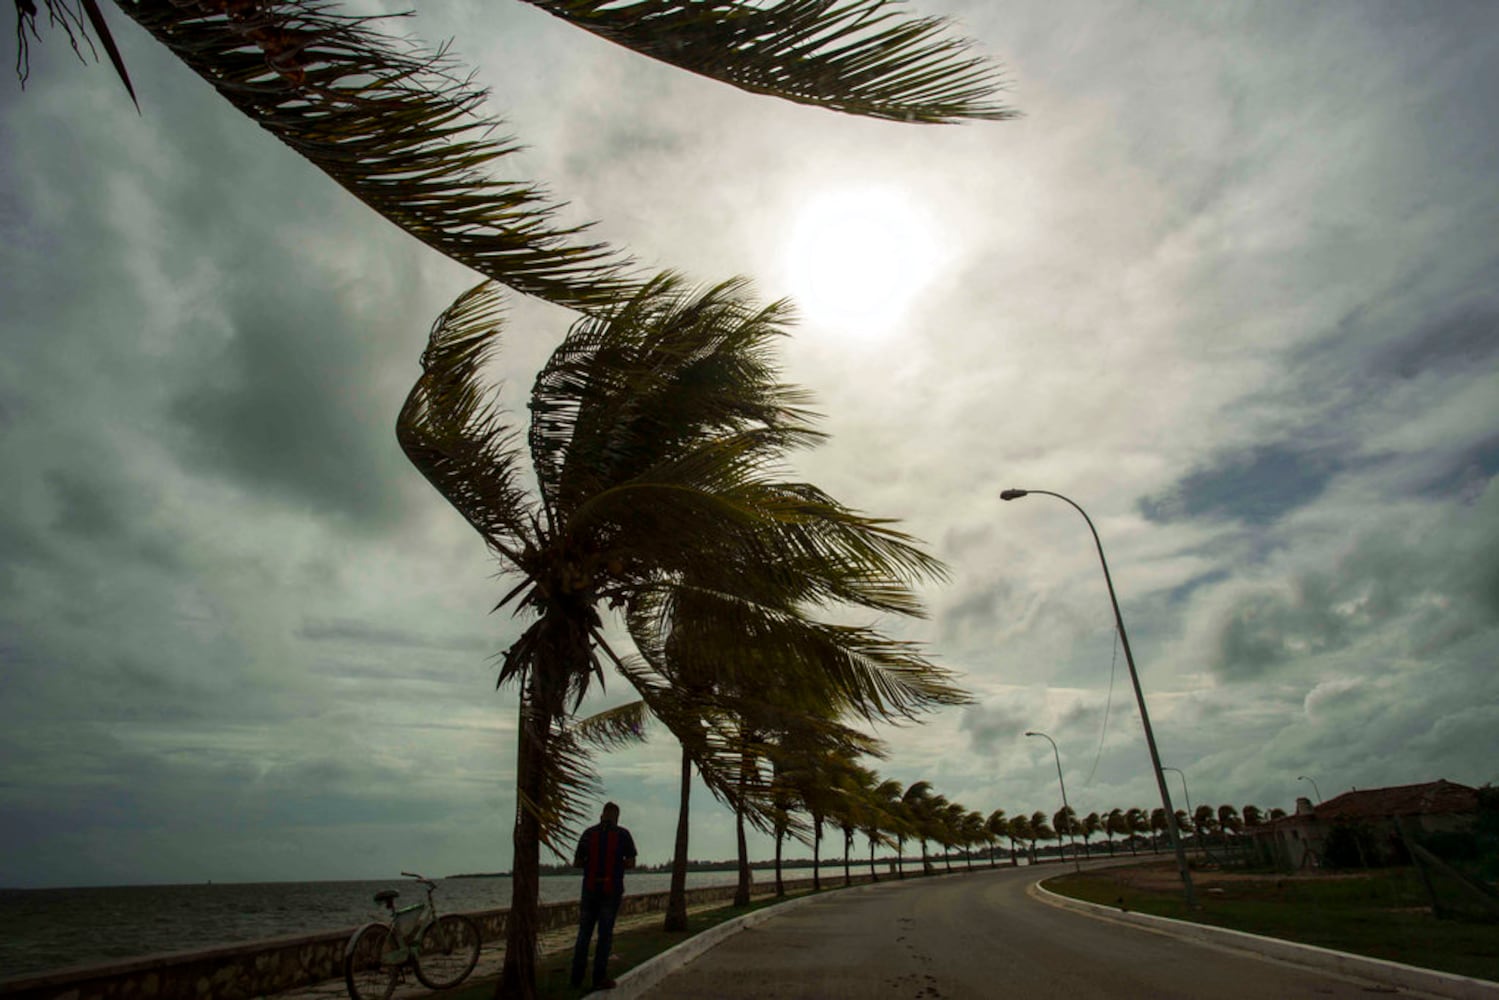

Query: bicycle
[{"left": 344, "top": 871, "right": 482, "bottom": 1000}]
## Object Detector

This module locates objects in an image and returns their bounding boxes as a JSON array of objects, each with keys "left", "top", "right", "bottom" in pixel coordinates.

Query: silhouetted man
[{"left": 571, "top": 801, "right": 637, "bottom": 991}]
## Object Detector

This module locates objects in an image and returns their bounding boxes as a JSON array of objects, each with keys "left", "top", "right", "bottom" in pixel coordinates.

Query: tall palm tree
[
  {"left": 1027, "top": 810, "right": 1054, "bottom": 864},
  {"left": 1008, "top": 813, "right": 1033, "bottom": 864},
  {"left": 1150, "top": 807, "right": 1168, "bottom": 853},
  {"left": 1080, "top": 811, "right": 1102, "bottom": 858},
  {"left": 1105, "top": 807, "right": 1128, "bottom": 857},
  {"left": 30, "top": 0, "right": 1018, "bottom": 313},
  {"left": 396, "top": 273, "right": 959, "bottom": 997},
  {"left": 865, "top": 778, "right": 905, "bottom": 881},
  {"left": 985, "top": 809, "right": 1008, "bottom": 868},
  {"left": 902, "top": 781, "right": 938, "bottom": 874},
  {"left": 961, "top": 811, "right": 986, "bottom": 870},
  {"left": 1125, "top": 807, "right": 1148, "bottom": 856}
]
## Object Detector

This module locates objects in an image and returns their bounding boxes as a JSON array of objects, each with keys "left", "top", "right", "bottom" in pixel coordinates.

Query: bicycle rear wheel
[
  {"left": 345, "top": 924, "right": 399, "bottom": 1000},
  {"left": 414, "top": 913, "right": 481, "bottom": 990}
]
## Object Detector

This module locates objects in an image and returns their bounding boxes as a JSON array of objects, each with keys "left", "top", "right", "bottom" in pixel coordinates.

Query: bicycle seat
[{"left": 373, "top": 890, "right": 399, "bottom": 905}]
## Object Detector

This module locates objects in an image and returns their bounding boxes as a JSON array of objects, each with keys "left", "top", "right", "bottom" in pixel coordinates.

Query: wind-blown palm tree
[
  {"left": 1080, "top": 811, "right": 1101, "bottom": 858},
  {"left": 985, "top": 809, "right": 1008, "bottom": 867},
  {"left": 903, "top": 781, "right": 939, "bottom": 874},
  {"left": 1125, "top": 807, "right": 1148, "bottom": 855},
  {"left": 1028, "top": 810, "right": 1053, "bottom": 863},
  {"left": 27, "top": 0, "right": 1018, "bottom": 313},
  {"left": 865, "top": 778, "right": 904, "bottom": 881},
  {"left": 397, "top": 273, "right": 959, "bottom": 997},
  {"left": 1008, "top": 813, "right": 1033, "bottom": 864},
  {"left": 1105, "top": 807, "right": 1129, "bottom": 857},
  {"left": 1150, "top": 807, "right": 1168, "bottom": 853}
]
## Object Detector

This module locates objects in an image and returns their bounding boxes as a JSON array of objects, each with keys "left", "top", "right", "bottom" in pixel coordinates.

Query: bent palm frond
[
  {"left": 526, "top": 0, "right": 1018, "bottom": 123},
  {"left": 397, "top": 281, "right": 537, "bottom": 566},
  {"left": 116, "top": 0, "right": 635, "bottom": 310}
]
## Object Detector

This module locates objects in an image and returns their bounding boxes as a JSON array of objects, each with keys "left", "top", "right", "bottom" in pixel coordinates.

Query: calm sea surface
[{"left": 0, "top": 864, "right": 862, "bottom": 981}]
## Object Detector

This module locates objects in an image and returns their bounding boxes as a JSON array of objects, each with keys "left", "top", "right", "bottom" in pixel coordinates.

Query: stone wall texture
[{"left": 0, "top": 868, "right": 912, "bottom": 999}]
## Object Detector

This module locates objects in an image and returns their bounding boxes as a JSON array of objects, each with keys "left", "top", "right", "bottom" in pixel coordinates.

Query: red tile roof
[{"left": 1311, "top": 779, "right": 1477, "bottom": 821}]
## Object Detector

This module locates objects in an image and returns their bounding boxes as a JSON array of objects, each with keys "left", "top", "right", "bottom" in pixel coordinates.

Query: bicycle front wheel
[
  {"left": 345, "top": 924, "right": 399, "bottom": 1000},
  {"left": 414, "top": 913, "right": 481, "bottom": 990}
]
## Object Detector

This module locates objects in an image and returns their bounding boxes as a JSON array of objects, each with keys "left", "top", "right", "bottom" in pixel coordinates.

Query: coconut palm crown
[{"left": 396, "top": 272, "right": 961, "bottom": 994}]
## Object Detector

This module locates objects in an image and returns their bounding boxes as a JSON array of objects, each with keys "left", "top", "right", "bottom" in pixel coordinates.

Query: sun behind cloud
[{"left": 780, "top": 184, "right": 945, "bottom": 338}]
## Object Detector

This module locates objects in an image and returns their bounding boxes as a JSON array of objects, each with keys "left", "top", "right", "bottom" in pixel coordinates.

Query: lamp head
[
  {"left": 1000, "top": 489, "right": 1029, "bottom": 501},
  {"left": 1024, "top": 730, "right": 1037, "bottom": 737}
]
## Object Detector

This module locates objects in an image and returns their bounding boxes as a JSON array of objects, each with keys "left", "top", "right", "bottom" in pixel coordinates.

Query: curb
[{"left": 1028, "top": 880, "right": 1499, "bottom": 1000}]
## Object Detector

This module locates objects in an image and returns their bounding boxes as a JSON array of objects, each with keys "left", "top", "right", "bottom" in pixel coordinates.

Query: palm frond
[
  {"left": 115, "top": 0, "right": 635, "bottom": 310},
  {"left": 396, "top": 281, "right": 537, "bottom": 564},
  {"left": 526, "top": 0, "right": 1018, "bottom": 123},
  {"left": 570, "top": 699, "right": 651, "bottom": 751}
]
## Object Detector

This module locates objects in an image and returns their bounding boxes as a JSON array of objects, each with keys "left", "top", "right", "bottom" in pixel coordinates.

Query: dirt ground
[{"left": 1089, "top": 858, "right": 1366, "bottom": 892}]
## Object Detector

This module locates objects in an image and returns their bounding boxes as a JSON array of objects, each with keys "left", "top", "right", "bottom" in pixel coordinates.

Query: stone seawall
[{"left": 0, "top": 869, "right": 904, "bottom": 1000}]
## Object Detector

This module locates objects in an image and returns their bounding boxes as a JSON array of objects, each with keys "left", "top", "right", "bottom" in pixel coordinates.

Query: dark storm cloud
[
  {"left": 1140, "top": 444, "right": 1345, "bottom": 527},
  {"left": 1208, "top": 489, "right": 1499, "bottom": 681},
  {"left": 959, "top": 702, "right": 1026, "bottom": 755},
  {"left": 168, "top": 277, "right": 409, "bottom": 528}
]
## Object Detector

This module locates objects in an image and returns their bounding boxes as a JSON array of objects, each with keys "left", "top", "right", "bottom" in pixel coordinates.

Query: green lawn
[{"left": 1044, "top": 861, "right": 1499, "bottom": 983}]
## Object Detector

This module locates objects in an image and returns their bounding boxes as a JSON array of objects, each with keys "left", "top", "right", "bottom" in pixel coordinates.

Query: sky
[{"left": 2, "top": 0, "right": 1496, "bottom": 889}]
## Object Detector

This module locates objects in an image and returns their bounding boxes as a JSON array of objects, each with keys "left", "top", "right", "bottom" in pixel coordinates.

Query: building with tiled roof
[{"left": 1262, "top": 779, "right": 1478, "bottom": 870}]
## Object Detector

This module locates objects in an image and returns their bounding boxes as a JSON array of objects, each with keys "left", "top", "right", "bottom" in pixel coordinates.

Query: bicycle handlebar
[{"left": 400, "top": 871, "right": 437, "bottom": 889}]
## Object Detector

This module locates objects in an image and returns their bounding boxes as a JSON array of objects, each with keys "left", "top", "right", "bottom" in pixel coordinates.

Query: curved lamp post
[
  {"left": 1298, "top": 775, "right": 1323, "bottom": 803},
  {"left": 1025, "top": 730, "right": 1081, "bottom": 873},
  {"left": 1001, "top": 488, "right": 1197, "bottom": 908}
]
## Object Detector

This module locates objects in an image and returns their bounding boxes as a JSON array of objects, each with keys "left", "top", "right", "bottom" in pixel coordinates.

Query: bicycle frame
[{"left": 343, "top": 874, "right": 441, "bottom": 967}]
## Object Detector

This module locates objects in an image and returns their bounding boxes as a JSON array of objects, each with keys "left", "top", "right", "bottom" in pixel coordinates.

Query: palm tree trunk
[
  {"left": 812, "top": 816, "right": 823, "bottom": 891},
  {"left": 919, "top": 838, "right": 929, "bottom": 874},
  {"left": 734, "top": 744, "right": 752, "bottom": 906},
  {"left": 843, "top": 830, "right": 852, "bottom": 887},
  {"left": 868, "top": 836, "right": 878, "bottom": 882},
  {"left": 498, "top": 696, "right": 553, "bottom": 1000},
  {"left": 664, "top": 746, "right": 692, "bottom": 931},
  {"left": 734, "top": 803, "right": 751, "bottom": 907},
  {"left": 774, "top": 824, "right": 785, "bottom": 897},
  {"left": 896, "top": 836, "right": 906, "bottom": 879}
]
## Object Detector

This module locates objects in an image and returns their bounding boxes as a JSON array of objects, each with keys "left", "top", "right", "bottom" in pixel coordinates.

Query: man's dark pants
[{"left": 571, "top": 887, "right": 623, "bottom": 987}]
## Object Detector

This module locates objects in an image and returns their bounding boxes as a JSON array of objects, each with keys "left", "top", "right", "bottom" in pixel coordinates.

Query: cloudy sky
[{"left": 2, "top": 0, "right": 1496, "bottom": 889}]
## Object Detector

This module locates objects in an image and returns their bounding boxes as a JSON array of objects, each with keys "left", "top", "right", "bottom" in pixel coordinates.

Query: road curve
[{"left": 642, "top": 864, "right": 1428, "bottom": 999}]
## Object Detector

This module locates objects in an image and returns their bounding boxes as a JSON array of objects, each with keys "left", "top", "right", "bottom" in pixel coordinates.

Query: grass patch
[
  {"left": 446, "top": 891, "right": 812, "bottom": 999},
  {"left": 1045, "top": 861, "right": 1499, "bottom": 983}
]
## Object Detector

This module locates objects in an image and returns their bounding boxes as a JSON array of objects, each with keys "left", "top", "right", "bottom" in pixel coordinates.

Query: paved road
[{"left": 643, "top": 865, "right": 1429, "bottom": 999}]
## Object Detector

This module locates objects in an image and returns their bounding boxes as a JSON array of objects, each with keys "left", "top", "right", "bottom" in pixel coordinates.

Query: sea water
[{"left": 0, "top": 864, "right": 868, "bottom": 980}]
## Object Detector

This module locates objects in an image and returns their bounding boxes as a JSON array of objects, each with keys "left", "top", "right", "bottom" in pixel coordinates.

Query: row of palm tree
[
  {"left": 20, "top": 5, "right": 1020, "bottom": 999},
  {"left": 1046, "top": 803, "right": 1291, "bottom": 860}
]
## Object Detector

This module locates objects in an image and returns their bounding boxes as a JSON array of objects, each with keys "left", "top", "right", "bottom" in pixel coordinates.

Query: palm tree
[
  {"left": 1125, "top": 807, "right": 1148, "bottom": 856},
  {"left": 1105, "top": 808, "right": 1129, "bottom": 857},
  {"left": 1150, "top": 807, "right": 1168, "bottom": 852},
  {"left": 30, "top": 0, "right": 1017, "bottom": 314},
  {"left": 1028, "top": 810, "right": 1053, "bottom": 863},
  {"left": 1218, "top": 804, "right": 1241, "bottom": 843},
  {"left": 396, "top": 274, "right": 959, "bottom": 997},
  {"left": 962, "top": 812, "right": 986, "bottom": 870},
  {"left": 1193, "top": 804, "right": 1218, "bottom": 854},
  {"left": 1052, "top": 806, "right": 1077, "bottom": 864},
  {"left": 939, "top": 800, "right": 966, "bottom": 871},
  {"left": 1242, "top": 804, "right": 1264, "bottom": 830},
  {"left": 865, "top": 778, "right": 905, "bottom": 882},
  {"left": 1008, "top": 813, "right": 1033, "bottom": 864},
  {"left": 985, "top": 809, "right": 1008, "bottom": 868},
  {"left": 1080, "top": 811, "right": 1101, "bottom": 858},
  {"left": 903, "top": 782, "right": 939, "bottom": 874}
]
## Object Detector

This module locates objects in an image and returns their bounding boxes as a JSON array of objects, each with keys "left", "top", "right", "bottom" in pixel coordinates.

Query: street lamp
[
  {"left": 1025, "top": 730, "right": 1081, "bottom": 873},
  {"left": 1001, "top": 488, "right": 1197, "bottom": 908},
  {"left": 1298, "top": 775, "right": 1323, "bottom": 803}
]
